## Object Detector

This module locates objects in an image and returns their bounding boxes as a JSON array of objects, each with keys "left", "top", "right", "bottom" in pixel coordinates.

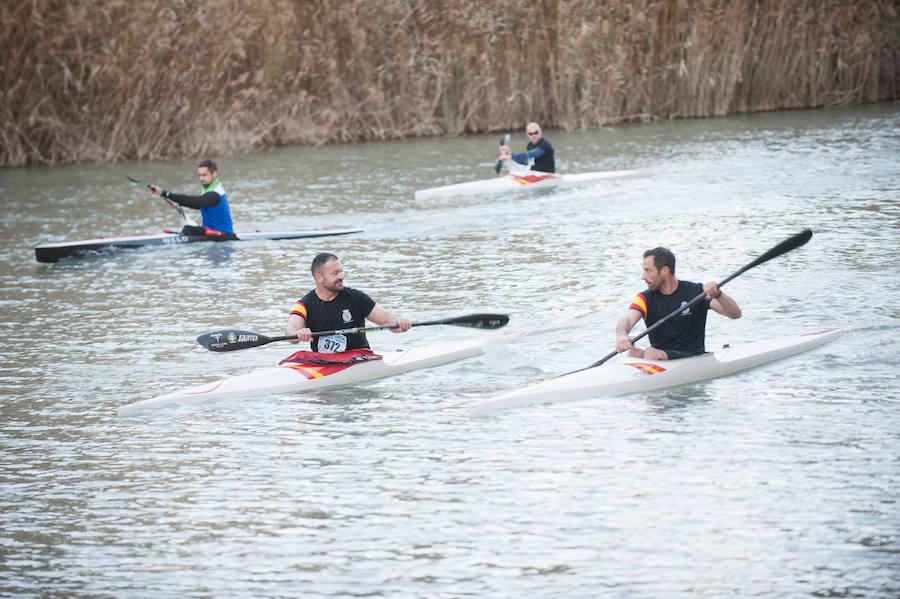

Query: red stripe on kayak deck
[
  {"left": 278, "top": 348, "right": 382, "bottom": 380},
  {"left": 280, "top": 362, "right": 357, "bottom": 380},
  {"left": 624, "top": 362, "right": 667, "bottom": 375},
  {"left": 509, "top": 174, "right": 556, "bottom": 185},
  {"left": 183, "top": 380, "right": 226, "bottom": 395}
]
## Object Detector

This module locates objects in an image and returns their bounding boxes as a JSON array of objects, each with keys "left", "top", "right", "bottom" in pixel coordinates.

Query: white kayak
[
  {"left": 119, "top": 332, "right": 523, "bottom": 416},
  {"left": 414, "top": 166, "right": 652, "bottom": 202},
  {"left": 471, "top": 329, "right": 841, "bottom": 414}
]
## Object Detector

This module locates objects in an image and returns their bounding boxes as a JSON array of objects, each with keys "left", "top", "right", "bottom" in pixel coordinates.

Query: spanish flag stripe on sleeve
[
  {"left": 629, "top": 293, "right": 647, "bottom": 317},
  {"left": 290, "top": 301, "right": 307, "bottom": 319}
]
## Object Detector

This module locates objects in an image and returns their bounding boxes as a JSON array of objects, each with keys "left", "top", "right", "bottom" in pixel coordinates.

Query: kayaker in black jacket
[
  {"left": 149, "top": 159, "right": 236, "bottom": 238},
  {"left": 498, "top": 122, "right": 556, "bottom": 173}
]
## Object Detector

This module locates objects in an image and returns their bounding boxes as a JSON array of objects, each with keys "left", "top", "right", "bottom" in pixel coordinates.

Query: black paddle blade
[
  {"left": 749, "top": 229, "right": 812, "bottom": 268},
  {"left": 494, "top": 134, "right": 510, "bottom": 175},
  {"left": 722, "top": 229, "right": 813, "bottom": 285},
  {"left": 127, "top": 176, "right": 150, "bottom": 188},
  {"left": 441, "top": 313, "right": 509, "bottom": 329},
  {"left": 197, "top": 330, "right": 275, "bottom": 352}
]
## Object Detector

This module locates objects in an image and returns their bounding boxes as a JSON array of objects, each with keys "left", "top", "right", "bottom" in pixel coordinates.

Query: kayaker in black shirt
[
  {"left": 286, "top": 253, "right": 411, "bottom": 353},
  {"left": 498, "top": 122, "right": 556, "bottom": 173},
  {"left": 615, "top": 247, "right": 742, "bottom": 360}
]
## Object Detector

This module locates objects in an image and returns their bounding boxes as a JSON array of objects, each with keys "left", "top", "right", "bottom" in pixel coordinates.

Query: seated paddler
[
  {"left": 286, "top": 253, "right": 412, "bottom": 354},
  {"left": 149, "top": 159, "right": 236, "bottom": 239}
]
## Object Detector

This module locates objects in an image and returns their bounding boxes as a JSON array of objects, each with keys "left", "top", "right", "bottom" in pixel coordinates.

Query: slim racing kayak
[
  {"left": 119, "top": 331, "right": 522, "bottom": 416},
  {"left": 35, "top": 228, "right": 363, "bottom": 263},
  {"left": 471, "top": 329, "right": 841, "bottom": 414},
  {"left": 414, "top": 167, "right": 652, "bottom": 202}
]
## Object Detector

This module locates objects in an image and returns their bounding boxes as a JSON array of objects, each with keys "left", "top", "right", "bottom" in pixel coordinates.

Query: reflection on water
[
  {"left": 1, "top": 103, "right": 899, "bottom": 598},
  {"left": 642, "top": 385, "right": 715, "bottom": 412},
  {"left": 197, "top": 242, "right": 236, "bottom": 265}
]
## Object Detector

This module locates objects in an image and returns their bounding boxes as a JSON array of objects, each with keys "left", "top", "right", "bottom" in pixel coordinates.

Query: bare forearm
[
  {"left": 367, "top": 305, "right": 411, "bottom": 332},
  {"left": 615, "top": 312, "right": 641, "bottom": 352},
  {"left": 285, "top": 314, "right": 308, "bottom": 343},
  {"left": 712, "top": 292, "right": 742, "bottom": 319}
]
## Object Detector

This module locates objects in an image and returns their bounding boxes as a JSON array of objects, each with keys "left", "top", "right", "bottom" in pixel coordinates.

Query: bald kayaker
[
  {"left": 286, "top": 253, "right": 412, "bottom": 353},
  {"left": 149, "top": 159, "right": 236, "bottom": 239},
  {"left": 498, "top": 122, "right": 556, "bottom": 173},
  {"left": 616, "top": 247, "right": 742, "bottom": 360}
]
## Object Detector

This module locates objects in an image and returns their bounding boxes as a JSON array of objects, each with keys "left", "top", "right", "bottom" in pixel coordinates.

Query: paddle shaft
[
  {"left": 303, "top": 314, "right": 509, "bottom": 340},
  {"left": 581, "top": 229, "right": 814, "bottom": 371},
  {"left": 198, "top": 313, "right": 510, "bottom": 352},
  {"left": 262, "top": 322, "right": 416, "bottom": 345},
  {"left": 495, "top": 134, "right": 510, "bottom": 175},
  {"left": 127, "top": 176, "right": 195, "bottom": 227}
]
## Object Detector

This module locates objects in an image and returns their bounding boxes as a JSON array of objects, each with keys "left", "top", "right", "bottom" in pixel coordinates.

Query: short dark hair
[
  {"left": 311, "top": 252, "right": 338, "bottom": 276},
  {"left": 198, "top": 159, "right": 217, "bottom": 172},
  {"left": 643, "top": 247, "right": 676, "bottom": 274}
]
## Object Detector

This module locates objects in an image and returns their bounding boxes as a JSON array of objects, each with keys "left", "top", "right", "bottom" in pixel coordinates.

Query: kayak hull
[
  {"left": 414, "top": 167, "right": 652, "bottom": 202},
  {"left": 119, "top": 332, "right": 522, "bottom": 416},
  {"left": 471, "top": 329, "right": 841, "bottom": 414},
  {"left": 35, "top": 228, "right": 363, "bottom": 263}
]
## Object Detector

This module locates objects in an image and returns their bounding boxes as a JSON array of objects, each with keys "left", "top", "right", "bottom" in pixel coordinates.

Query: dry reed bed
[{"left": 2, "top": 0, "right": 897, "bottom": 166}]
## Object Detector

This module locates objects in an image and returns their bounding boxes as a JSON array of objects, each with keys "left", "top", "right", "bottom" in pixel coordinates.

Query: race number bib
[{"left": 318, "top": 334, "right": 347, "bottom": 353}]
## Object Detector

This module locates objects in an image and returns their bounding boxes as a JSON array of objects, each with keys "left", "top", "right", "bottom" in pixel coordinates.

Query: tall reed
[{"left": 1, "top": 0, "right": 897, "bottom": 166}]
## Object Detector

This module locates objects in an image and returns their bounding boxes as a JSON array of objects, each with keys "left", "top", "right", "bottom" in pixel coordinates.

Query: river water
[{"left": 1, "top": 103, "right": 898, "bottom": 598}]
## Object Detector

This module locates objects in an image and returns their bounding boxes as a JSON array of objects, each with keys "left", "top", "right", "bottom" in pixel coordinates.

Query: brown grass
[{"left": 1, "top": 0, "right": 897, "bottom": 166}]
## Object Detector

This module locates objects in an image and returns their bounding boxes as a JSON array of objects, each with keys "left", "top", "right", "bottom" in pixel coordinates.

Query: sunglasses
[{"left": 527, "top": 130, "right": 540, "bottom": 135}]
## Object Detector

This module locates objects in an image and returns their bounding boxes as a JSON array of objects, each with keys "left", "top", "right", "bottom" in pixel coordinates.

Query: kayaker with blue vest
[
  {"left": 615, "top": 247, "right": 742, "bottom": 360},
  {"left": 150, "top": 159, "right": 236, "bottom": 238},
  {"left": 286, "top": 253, "right": 411, "bottom": 353},
  {"left": 498, "top": 122, "right": 556, "bottom": 173}
]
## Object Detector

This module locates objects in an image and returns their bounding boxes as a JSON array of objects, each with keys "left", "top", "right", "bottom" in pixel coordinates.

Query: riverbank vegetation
[{"left": 2, "top": 0, "right": 897, "bottom": 166}]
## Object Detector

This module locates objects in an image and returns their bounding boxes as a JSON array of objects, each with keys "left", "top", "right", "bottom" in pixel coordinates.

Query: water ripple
[{"left": 1, "top": 104, "right": 898, "bottom": 598}]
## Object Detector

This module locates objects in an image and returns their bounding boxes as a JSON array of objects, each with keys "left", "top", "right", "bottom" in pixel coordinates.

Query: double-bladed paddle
[
  {"left": 127, "top": 176, "right": 197, "bottom": 227},
  {"left": 566, "top": 229, "right": 814, "bottom": 374},
  {"left": 495, "top": 134, "right": 510, "bottom": 175},
  {"left": 197, "top": 313, "right": 510, "bottom": 352}
]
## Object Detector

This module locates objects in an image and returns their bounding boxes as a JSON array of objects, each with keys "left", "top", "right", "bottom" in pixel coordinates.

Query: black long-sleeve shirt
[{"left": 164, "top": 190, "right": 221, "bottom": 209}]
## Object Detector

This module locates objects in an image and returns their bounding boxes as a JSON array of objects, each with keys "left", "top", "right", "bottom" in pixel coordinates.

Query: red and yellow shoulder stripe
[
  {"left": 290, "top": 301, "right": 307, "bottom": 319},
  {"left": 629, "top": 293, "right": 647, "bottom": 317}
]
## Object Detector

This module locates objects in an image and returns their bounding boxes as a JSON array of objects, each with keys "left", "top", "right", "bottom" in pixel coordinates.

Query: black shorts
[
  {"left": 180, "top": 225, "right": 237, "bottom": 241},
  {"left": 662, "top": 348, "right": 706, "bottom": 360}
]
